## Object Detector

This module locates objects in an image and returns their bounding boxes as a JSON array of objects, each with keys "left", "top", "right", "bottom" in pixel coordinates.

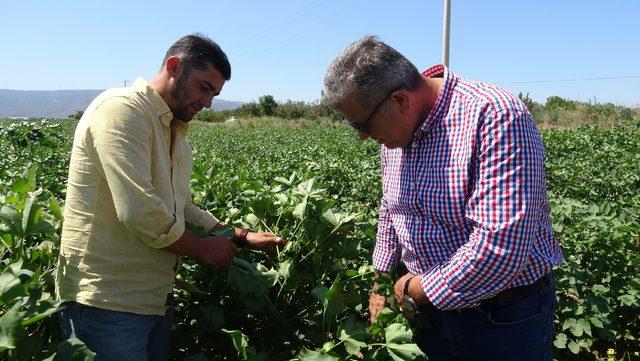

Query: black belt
[{"left": 478, "top": 274, "right": 550, "bottom": 309}]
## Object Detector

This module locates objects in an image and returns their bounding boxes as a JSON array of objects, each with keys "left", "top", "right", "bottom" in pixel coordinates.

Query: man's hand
[
  {"left": 369, "top": 283, "right": 388, "bottom": 325},
  {"left": 199, "top": 236, "right": 237, "bottom": 269},
  {"left": 394, "top": 273, "right": 430, "bottom": 319},
  {"left": 245, "top": 231, "right": 287, "bottom": 258}
]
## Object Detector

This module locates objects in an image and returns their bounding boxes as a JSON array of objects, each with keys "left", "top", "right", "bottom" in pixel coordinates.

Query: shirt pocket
[{"left": 416, "top": 166, "right": 470, "bottom": 226}]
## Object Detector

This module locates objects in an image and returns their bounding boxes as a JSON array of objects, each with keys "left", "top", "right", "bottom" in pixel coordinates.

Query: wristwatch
[
  {"left": 231, "top": 228, "right": 249, "bottom": 248},
  {"left": 402, "top": 276, "right": 419, "bottom": 313}
]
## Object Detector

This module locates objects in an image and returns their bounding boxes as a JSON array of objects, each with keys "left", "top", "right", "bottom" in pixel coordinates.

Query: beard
[{"left": 169, "top": 74, "right": 195, "bottom": 122}]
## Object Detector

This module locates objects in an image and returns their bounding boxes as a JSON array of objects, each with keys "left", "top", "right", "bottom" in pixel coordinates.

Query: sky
[{"left": 1, "top": 0, "right": 639, "bottom": 107}]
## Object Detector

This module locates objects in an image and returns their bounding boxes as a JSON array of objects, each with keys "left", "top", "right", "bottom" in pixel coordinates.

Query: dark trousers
[{"left": 412, "top": 277, "right": 556, "bottom": 361}]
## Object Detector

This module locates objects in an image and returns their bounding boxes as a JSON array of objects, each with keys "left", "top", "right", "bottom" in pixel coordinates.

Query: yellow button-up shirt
[{"left": 55, "top": 78, "right": 218, "bottom": 315}]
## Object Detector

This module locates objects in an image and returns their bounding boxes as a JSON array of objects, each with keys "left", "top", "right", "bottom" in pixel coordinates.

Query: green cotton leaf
[
  {"left": 10, "top": 179, "right": 29, "bottom": 196},
  {"left": 244, "top": 214, "right": 260, "bottom": 229},
  {"left": 322, "top": 209, "right": 339, "bottom": 228},
  {"left": 386, "top": 342, "right": 425, "bottom": 361},
  {"left": 567, "top": 341, "right": 581, "bottom": 354},
  {"left": 293, "top": 198, "right": 308, "bottom": 220},
  {"left": 311, "top": 284, "right": 328, "bottom": 303},
  {"left": 11, "top": 165, "right": 37, "bottom": 196},
  {"left": 26, "top": 220, "right": 54, "bottom": 236},
  {"left": 7, "top": 259, "right": 24, "bottom": 274},
  {"left": 589, "top": 317, "right": 604, "bottom": 329},
  {"left": 191, "top": 163, "right": 207, "bottom": 183},
  {"left": 0, "top": 272, "right": 24, "bottom": 306},
  {"left": 228, "top": 261, "right": 274, "bottom": 296},
  {"left": 554, "top": 333, "right": 567, "bottom": 349},
  {"left": 385, "top": 323, "right": 414, "bottom": 344},
  {"left": 23, "top": 165, "right": 37, "bottom": 193},
  {"left": 567, "top": 318, "right": 589, "bottom": 338},
  {"left": 221, "top": 329, "right": 249, "bottom": 360},
  {"left": 21, "top": 194, "right": 41, "bottom": 234},
  {"left": 274, "top": 176, "right": 291, "bottom": 185},
  {"left": 49, "top": 196, "right": 63, "bottom": 220},
  {"left": 21, "top": 298, "right": 63, "bottom": 326},
  {"left": 339, "top": 316, "right": 368, "bottom": 355},
  {"left": 256, "top": 263, "right": 279, "bottom": 287},
  {"left": 323, "top": 277, "right": 343, "bottom": 314},
  {"left": 296, "top": 178, "right": 315, "bottom": 196},
  {"left": 232, "top": 257, "right": 253, "bottom": 271},
  {"left": 340, "top": 316, "right": 367, "bottom": 341},
  {"left": 324, "top": 278, "right": 340, "bottom": 303},
  {"left": 321, "top": 209, "right": 360, "bottom": 232},
  {"left": 277, "top": 260, "right": 292, "bottom": 280},
  {"left": 618, "top": 294, "right": 637, "bottom": 307},
  {"left": 297, "top": 347, "right": 340, "bottom": 361},
  {"left": 562, "top": 317, "right": 576, "bottom": 331},
  {"left": 344, "top": 269, "right": 358, "bottom": 277},
  {"left": 0, "top": 206, "right": 22, "bottom": 236},
  {"left": 51, "top": 338, "right": 96, "bottom": 360},
  {"left": 343, "top": 337, "right": 366, "bottom": 355},
  {"left": 273, "top": 193, "right": 288, "bottom": 204},
  {"left": 0, "top": 234, "right": 13, "bottom": 251},
  {"left": 578, "top": 318, "right": 592, "bottom": 337},
  {"left": 370, "top": 307, "right": 397, "bottom": 335},
  {"left": 2, "top": 195, "right": 21, "bottom": 205},
  {"left": 0, "top": 303, "right": 26, "bottom": 351}
]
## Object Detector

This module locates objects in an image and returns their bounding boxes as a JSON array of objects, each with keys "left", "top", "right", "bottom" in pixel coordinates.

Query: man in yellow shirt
[{"left": 56, "top": 33, "right": 284, "bottom": 361}]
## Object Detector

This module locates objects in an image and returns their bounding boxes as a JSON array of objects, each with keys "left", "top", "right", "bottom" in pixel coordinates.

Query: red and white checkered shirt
[{"left": 373, "top": 65, "right": 564, "bottom": 310}]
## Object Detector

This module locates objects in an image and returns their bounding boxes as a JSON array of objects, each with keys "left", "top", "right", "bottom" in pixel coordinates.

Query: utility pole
[{"left": 442, "top": 0, "right": 451, "bottom": 67}]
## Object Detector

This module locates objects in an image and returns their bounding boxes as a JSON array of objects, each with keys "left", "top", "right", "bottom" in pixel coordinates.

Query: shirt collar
[
  {"left": 133, "top": 78, "right": 174, "bottom": 127},
  {"left": 412, "top": 64, "right": 457, "bottom": 140}
]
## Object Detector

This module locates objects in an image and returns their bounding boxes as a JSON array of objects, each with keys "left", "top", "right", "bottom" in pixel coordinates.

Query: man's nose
[{"left": 202, "top": 95, "right": 213, "bottom": 109}]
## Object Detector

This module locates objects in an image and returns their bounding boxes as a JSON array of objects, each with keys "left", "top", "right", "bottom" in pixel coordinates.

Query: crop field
[{"left": 0, "top": 119, "right": 638, "bottom": 360}]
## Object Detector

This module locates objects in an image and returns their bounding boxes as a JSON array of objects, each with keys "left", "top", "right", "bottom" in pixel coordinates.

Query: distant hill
[{"left": 0, "top": 89, "right": 245, "bottom": 119}]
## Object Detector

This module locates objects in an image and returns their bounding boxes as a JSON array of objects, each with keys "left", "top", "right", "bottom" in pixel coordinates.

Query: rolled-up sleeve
[
  {"left": 421, "top": 108, "right": 547, "bottom": 310},
  {"left": 84, "top": 98, "right": 184, "bottom": 248},
  {"left": 185, "top": 194, "right": 219, "bottom": 232}
]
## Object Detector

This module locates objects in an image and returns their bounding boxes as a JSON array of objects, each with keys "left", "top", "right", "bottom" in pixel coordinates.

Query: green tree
[
  {"left": 545, "top": 96, "right": 576, "bottom": 110},
  {"left": 259, "top": 95, "right": 277, "bottom": 116},
  {"left": 68, "top": 110, "right": 84, "bottom": 120}
]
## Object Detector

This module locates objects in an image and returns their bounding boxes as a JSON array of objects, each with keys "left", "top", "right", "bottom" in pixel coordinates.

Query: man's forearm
[{"left": 163, "top": 228, "right": 207, "bottom": 260}]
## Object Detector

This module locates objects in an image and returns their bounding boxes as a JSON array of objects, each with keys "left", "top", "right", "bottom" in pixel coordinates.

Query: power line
[
  {"left": 235, "top": 0, "right": 366, "bottom": 64},
  {"left": 234, "top": 0, "right": 330, "bottom": 53},
  {"left": 497, "top": 75, "right": 640, "bottom": 85}
]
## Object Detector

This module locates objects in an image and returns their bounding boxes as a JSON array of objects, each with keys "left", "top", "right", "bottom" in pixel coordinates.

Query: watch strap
[
  {"left": 403, "top": 276, "right": 415, "bottom": 299},
  {"left": 231, "top": 228, "right": 249, "bottom": 248}
]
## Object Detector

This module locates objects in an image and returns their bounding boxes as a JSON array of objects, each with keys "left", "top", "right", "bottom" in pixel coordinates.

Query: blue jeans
[
  {"left": 58, "top": 299, "right": 173, "bottom": 361},
  {"left": 412, "top": 277, "right": 556, "bottom": 361}
]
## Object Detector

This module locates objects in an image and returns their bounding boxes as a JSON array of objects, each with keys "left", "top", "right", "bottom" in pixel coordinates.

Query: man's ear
[
  {"left": 165, "top": 56, "right": 182, "bottom": 78},
  {"left": 392, "top": 90, "right": 411, "bottom": 114}
]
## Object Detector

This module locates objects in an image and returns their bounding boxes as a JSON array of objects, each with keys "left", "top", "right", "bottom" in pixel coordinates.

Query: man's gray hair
[{"left": 322, "top": 36, "right": 422, "bottom": 109}]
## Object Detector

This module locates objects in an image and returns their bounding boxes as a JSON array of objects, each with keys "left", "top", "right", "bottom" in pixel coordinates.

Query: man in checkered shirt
[{"left": 322, "top": 36, "right": 563, "bottom": 361}]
